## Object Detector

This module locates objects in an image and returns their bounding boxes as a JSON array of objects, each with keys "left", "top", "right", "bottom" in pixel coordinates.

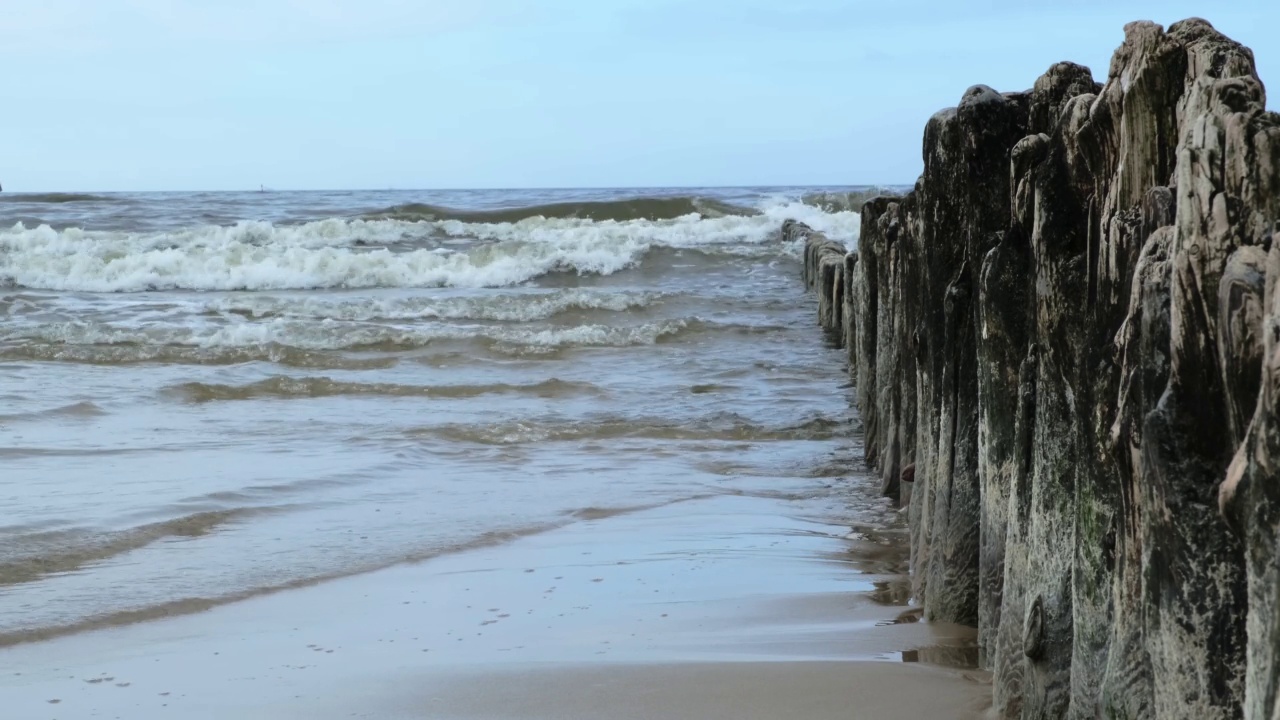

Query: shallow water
[{"left": 0, "top": 186, "right": 884, "bottom": 645}]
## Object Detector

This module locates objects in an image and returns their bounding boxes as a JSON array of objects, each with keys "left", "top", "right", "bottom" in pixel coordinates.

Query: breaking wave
[
  {"left": 0, "top": 199, "right": 860, "bottom": 292},
  {"left": 799, "top": 187, "right": 907, "bottom": 213}
]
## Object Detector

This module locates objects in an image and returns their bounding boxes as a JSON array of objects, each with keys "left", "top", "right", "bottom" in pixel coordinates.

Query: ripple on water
[{"left": 1, "top": 186, "right": 868, "bottom": 650}]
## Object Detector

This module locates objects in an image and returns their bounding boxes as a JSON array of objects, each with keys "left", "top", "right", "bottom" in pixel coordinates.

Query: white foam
[
  {"left": 11, "top": 317, "right": 694, "bottom": 353},
  {"left": 0, "top": 201, "right": 859, "bottom": 292},
  {"left": 757, "top": 198, "right": 862, "bottom": 253}
]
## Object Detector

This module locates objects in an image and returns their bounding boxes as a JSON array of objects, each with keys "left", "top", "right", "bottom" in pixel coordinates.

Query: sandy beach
[{"left": 0, "top": 491, "right": 989, "bottom": 719}]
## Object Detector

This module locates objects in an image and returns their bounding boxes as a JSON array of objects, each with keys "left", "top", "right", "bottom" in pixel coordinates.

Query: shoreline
[{"left": 0, "top": 490, "right": 990, "bottom": 719}]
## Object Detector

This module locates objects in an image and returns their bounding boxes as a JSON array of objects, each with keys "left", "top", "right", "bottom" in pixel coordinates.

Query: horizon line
[{"left": 1, "top": 182, "right": 917, "bottom": 195}]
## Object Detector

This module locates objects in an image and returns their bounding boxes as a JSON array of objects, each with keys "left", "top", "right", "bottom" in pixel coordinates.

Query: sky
[{"left": 4, "top": 0, "right": 1278, "bottom": 191}]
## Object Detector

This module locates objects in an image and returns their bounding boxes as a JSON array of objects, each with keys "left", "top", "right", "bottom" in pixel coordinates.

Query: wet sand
[
  {"left": 0, "top": 493, "right": 990, "bottom": 719},
  {"left": 401, "top": 662, "right": 987, "bottom": 720}
]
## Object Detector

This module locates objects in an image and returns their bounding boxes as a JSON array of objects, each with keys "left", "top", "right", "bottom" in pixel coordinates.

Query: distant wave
[
  {"left": 0, "top": 193, "right": 118, "bottom": 204},
  {"left": 362, "top": 196, "right": 760, "bottom": 223}
]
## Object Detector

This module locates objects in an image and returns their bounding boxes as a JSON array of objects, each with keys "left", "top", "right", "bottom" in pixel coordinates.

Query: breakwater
[{"left": 792, "top": 17, "right": 1279, "bottom": 719}]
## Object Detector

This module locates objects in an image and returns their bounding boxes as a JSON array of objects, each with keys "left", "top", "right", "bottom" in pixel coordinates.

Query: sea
[{"left": 0, "top": 186, "right": 883, "bottom": 647}]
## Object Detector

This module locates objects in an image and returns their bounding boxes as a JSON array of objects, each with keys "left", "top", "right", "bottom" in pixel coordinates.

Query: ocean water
[{"left": 0, "top": 186, "right": 879, "bottom": 646}]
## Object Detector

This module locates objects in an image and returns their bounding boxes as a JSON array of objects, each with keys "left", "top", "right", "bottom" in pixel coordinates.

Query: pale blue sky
[{"left": 5, "top": 1, "right": 1276, "bottom": 191}]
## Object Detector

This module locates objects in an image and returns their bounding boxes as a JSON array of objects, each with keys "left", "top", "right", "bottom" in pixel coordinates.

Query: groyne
[{"left": 791, "top": 18, "right": 1280, "bottom": 719}]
